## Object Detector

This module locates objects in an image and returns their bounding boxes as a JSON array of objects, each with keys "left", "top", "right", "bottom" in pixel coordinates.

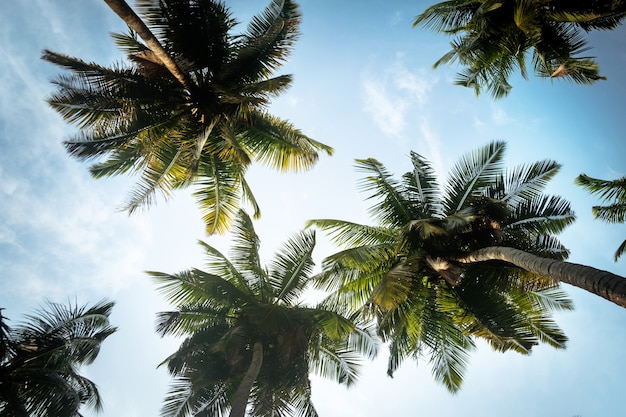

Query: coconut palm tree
[
  {"left": 307, "top": 140, "right": 626, "bottom": 392},
  {"left": 414, "top": 0, "right": 626, "bottom": 98},
  {"left": 0, "top": 300, "right": 116, "bottom": 417},
  {"left": 575, "top": 173, "right": 626, "bottom": 261},
  {"left": 43, "top": 0, "right": 333, "bottom": 235},
  {"left": 151, "top": 210, "right": 377, "bottom": 417}
]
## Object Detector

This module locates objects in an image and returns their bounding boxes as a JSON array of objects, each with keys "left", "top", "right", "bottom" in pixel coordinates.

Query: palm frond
[
  {"left": 407, "top": 151, "right": 443, "bottom": 217},
  {"left": 356, "top": 158, "right": 416, "bottom": 227},
  {"left": 150, "top": 269, "right": 251, "bottom": 310},
  {"left": 197, "top": 240, "right": 255, "bottom": 298},
  {"left": 592, "top": 203, "right": 626, "bottom": 224},
  {"left": 443, "top": 140, "right": 506, "bottom": 213},
  {"left": 270, "top": 230, "right": 316, "bottom": 304},
  {"left": 496, "top": 160, "right": 561, "bottom": 205},
  {"left": 193, "top": 155, "right": 246, "bottom": 235},
  {"left": 240, "top": 111, "right": 333, "bottom": 172},
  {"left": 506, "top": 195, "right": 575, "bottom": 235},
  {"left": 231, "top": 0, "right": 301, "bottom": 81},
  {"left": 575, "top": 174, "right": 626, "bottom": 202},
  {"left": 306, "top": 219, "right": 395, "bottom": 247}
]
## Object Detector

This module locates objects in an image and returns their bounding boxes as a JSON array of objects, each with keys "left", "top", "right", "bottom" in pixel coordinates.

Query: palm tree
[
  {"left": 0, "top": 300, "right": 116, "bottom": 417},
  {"left": 307, "top": 140, "right": 626, "bottom": 392},
  {"left": 414, "top": 0, "right": 626, "bottom": 98},
  {"left": 42, "top": 0, "right": 333, "bottom": 235},
  {"left": 575, "top": 173, "right": 626, "bottom": 261},
  {"left": 151, "top": 210, "right": 377, "bottom": 417}
]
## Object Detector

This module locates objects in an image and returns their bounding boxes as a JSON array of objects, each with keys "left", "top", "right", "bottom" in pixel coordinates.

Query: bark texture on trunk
[
  {"left": 103, "top": 0, "right": 191, "bottom": 90},
  {"left": 229, "top": 340, "right": 263, "bottom": 417},
  {"left": 456, "top": 246, "right": 626, "bottom": 308}
]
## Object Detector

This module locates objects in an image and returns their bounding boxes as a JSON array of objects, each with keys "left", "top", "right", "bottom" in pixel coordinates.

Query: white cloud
[
  {"left": 362, "top": 77, "right": 408, "bottom": 137},
  {"left": 361, "top": 56, "right": 438, "bottom": 138},
  {"left": 491, "top": 105, "right": 513, "bottom": 125}
]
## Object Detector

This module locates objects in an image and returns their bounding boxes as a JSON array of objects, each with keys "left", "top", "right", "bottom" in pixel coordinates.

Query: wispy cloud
[
  {"left": 362, "top": 77, "right": 408, "bottom": 137},
  {"left": 361, "top": 55, "right": 438, "bottom": 138},
  {"left": 491, "top": 105, "right": 513, "bottom": 125}
]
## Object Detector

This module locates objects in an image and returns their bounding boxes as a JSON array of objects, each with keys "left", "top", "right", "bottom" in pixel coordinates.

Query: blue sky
[{"left": 1, "top": 1, "right": 625, "bottom": 416}]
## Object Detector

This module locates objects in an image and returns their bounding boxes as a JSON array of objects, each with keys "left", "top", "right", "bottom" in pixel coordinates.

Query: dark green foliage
[
  {"left": 308, "top": 141, "right": 574, "bottom": 392},
  {"left": 153, "top": 210, "right": 377, "bottom": 417},
  {"left": 0, "top": 301, "right": 116, "bottom": 417},
  {"left": 576, "top": 173, "right": 626, "bottom": 260},
  {"left": 414, "top": 0, "right": 626, "bottom": 97}
]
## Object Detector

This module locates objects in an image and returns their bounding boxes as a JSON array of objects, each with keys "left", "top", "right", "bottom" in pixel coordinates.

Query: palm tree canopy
[
  {"left": 43, "top": 0, "right": 333, "bottom": 235},
  {"left": 308, "top": 140, "right": 574, "bottom": 392},
  {"left": 576, "top": 173, "right": 626, "bottom": 260},
  {"left": 152, "top": 210, "right": 377, "bottom": 417},
  {"left": 0, "top": 300, "right": 116, "bottom": 417},
  {"left": 414, "top": 0, "right": 626, "bottom": 98}
]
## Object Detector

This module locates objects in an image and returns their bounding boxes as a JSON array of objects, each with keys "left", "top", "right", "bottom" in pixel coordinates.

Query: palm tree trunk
[
  {"left": 103, "top": 0, "right": 192, "bottom": 90},
  {"left": 229, "top": 340, "right": 263, "bottom": 417},
  {"left": 455, "top": 246, "right": 626, "bottom": 308}
]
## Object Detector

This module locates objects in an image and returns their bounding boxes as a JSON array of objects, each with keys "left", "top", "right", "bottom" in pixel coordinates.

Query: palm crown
[
  {"left": 0, "top": 301, "right": 116, "bottom": 417},
  {"left": 308, "top": 141, "right": 575, "bottom": 392},
  {"left": 152, "top": 210, "right": 377, "bottom": 417},
  {"left": 43, "top": 0, "right": 332, "bottom": 234},
  {"left": 576, "top": 173, "right": 626, "bottom": 261},
  {"left": 414, "top": 0, "right": 626, "bottom": 97}
]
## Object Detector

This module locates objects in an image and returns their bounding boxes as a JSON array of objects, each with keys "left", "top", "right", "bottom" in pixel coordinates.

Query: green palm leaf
[{"left": 443, "top": 140, "right": 506, "bottom": 213}]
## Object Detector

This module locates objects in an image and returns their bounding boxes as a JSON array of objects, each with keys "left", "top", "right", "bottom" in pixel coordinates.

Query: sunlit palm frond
[
  {"left": 406, "top": 151, "right": 443, "bottom": 217},
  {"left": 122, "top": 142, "right": 189, "bottom": 213},
  {"left": 314, "top": 243, "right": 395, "bottom": 301},
  {"left": 424, "top": 314, "right": 475, "bottom": 393},
  {"left": 240, "top": 111, "right": 333, "bottom": 172},
  {"left": 306, "top": 219, "right": 395, "bottom": 247},
  {"left": 196, "top": 240, "right": 255, "bottom": 298},
  {"left": 193, "top": 155, "right": 246, "bottom": 235},
  {"left": 356, "top": 158, "right": 416, "bottom": 227},
  {"left": 150, "top": 269, "right": 252, "bottom": 310},
  {"left": 496, "top": 160, "right": 561, "bottom": 205},
  {"left": 443, "top": 140, "right": 506, "bottom": 213},
  {"left": 227, "top": 210, "right": 265, "bottom": 284},
  {"left": 270, "top": 230, "right": 316, "bottom": 304},
  {"left": 155, "top": 306, "right": 231, "bottom": 338}
]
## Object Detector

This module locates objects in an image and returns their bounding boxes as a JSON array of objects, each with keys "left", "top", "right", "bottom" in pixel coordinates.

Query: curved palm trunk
[
  {"left": 103, "top": 0, "right": 192, "bottom": 90},
  {"left": 455, "top": 246, "right": 626, "bottom": 308},
  {"left": 229, "top": 340, "right": 263, "bottom": 417}
]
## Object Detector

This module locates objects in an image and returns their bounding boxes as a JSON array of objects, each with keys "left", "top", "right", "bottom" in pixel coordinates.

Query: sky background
[{"left": 1, "top": 1, "right": 625, "bottom": 417}]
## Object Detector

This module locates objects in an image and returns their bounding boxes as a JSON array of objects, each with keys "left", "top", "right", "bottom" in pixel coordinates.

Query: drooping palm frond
[
  {"left": 576, "top": 174, "right": 626, "bottom": 203},
  {"left": 0, "top": 301, "right": 115, "bottom": 417}
]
